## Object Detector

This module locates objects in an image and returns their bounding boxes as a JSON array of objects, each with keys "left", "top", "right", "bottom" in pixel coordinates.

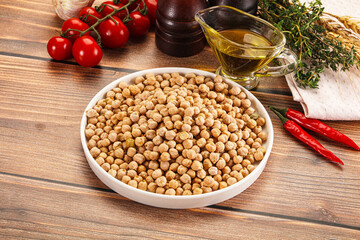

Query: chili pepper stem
[
  {"left": 269, "top": 106, "right": 288, "bottom": 124},
  {"left": 268, "top": 106, "right": 288, "bottom": 118}
]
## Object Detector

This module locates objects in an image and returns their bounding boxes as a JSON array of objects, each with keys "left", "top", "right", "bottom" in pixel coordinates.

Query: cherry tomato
[
  {"left": 72, "top": 36, "right": 102, "bottom": 67},
  {"left": 99, "top": 1, "right": 127, "bottom": 20},
  {"left": 127, "top": 11, "right": 150, "bottom": 37},
  {"left": 98, "top": 16, "right": 129, "bottom": 48},
  {"left": 47, "top": 36, "right": 72, "bottom": 60},
  {"left": 78, "top": 7, "right": 101, "bottom": 27},
  {"left": 140, "top": 0, "right": 157, "bottom": 26},
  {"left": 118, "top": 0, "right": 140, "bottom": 12},
  {"left": 62, "top": 18, "right": 90, "bottom": 42}
]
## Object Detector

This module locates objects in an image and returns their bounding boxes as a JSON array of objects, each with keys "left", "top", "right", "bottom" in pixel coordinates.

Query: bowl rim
[{"left": 80, "top": 67, "right": 274, "bottom": 200}]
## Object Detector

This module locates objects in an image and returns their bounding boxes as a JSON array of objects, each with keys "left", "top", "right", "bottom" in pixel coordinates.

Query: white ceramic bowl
[{"left": 80, "top": 67, "right": 274, "bottom": 209}]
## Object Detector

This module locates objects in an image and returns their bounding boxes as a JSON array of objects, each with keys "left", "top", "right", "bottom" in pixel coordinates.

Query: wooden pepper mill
[
  {"left": 155, "top": 0, "right": 208, "bottom": 57},
  {"left": 207, "top": 0, "right": 258, "bottom": 15}
]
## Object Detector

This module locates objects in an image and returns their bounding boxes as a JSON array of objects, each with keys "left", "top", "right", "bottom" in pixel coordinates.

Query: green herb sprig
[{"left": 258, "top": 0, "right": 359, "bottom": 88}]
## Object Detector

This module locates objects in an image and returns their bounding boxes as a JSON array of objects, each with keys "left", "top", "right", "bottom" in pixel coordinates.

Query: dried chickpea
[{"left": 86, "top": 73, "right": 267, "bottom": 195}]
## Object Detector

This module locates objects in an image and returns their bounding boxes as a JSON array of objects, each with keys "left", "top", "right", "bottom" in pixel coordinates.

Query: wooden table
[{"left": 1, "top": 0, "right": 359, "bottom": 239}]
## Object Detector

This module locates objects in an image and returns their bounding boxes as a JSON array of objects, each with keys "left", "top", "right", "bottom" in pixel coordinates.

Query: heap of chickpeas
[{"left": 85, "top": 72, "right": 267, "bottom": 195}]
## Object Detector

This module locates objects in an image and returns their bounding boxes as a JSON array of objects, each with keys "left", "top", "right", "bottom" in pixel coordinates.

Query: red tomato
[
  {"left": 62, "top": 18, "right": 90, "bottom": 42},
  {"left": 47, "top": 36, "right": 72, "bottom": 60},
  {"left": 72, "top": 36, "right": 102, "bottom": 67},
  {"left": 117, "top": 0, "right": 140, "bottom": 12},
  {"left": 78, "top": 7, "right": 101, "bottom": 27},
  {"left": 99, "top": 1, "right": 127, "bottom": 20},
  {"left": 127, "top": 11, "right": 150, "bottom": 37},
  {"left": 98, "top": 16, "right": 129, "bottom": 48},
  {"left": 140, "top": 0, "right": 157, "bottom": 26}
]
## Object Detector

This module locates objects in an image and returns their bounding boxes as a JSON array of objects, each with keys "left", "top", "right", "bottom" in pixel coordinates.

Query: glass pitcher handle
[{"left": 255, "top": 48, "right": 298, "bottom": 77}]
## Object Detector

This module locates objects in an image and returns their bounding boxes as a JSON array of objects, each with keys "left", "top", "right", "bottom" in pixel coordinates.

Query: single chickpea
[
  {"left": 191, "top": 160, "right": 203, "bottom": 171},
  {"left": 217, "top": 134, "right": 228, "bottom": 143},
  {"left": 127, "top": 170, "right": 137, "bottom": 178},
  {"left": 183, "top": 139, "right": 193, "bottom": 149},
  {"left": 219, "top": 181, "right": 228, "bottom": 189},
  {"left": 247, "top": 119, "right": 257, "bottom": 129},
  {"left": 197, "top": 138, "right": 207, "bottom": 148},
  {"left": 169, "top": 162, "right": 179, "bottom": 172},
  {"left": 187, "top": 169, "right": 196, "bottom": 179},
  {"left": 242, "top": 159, "right": 251, "bottom": 168},
  {"left": 165, "top": 130, "right": 176, "bottom": 140},
  {"left": 247, "top": 164, "right": 256, "bottom": 173},
  {"left": 90, "top": 147, "right": 101, "bottom": 157},
  {"left": 183, "top": 190, "right": 192, "bottom": 195},
  {"left": 117, "top": 169, "right": 126, "bottom": 180},
  {"left": 168, "top": 179, "right": 179, "bottom": 189},
  {"left": 160, "top": 161, "right": 170, "bottom": 171},
  {"left": 108, "top": 169, "right": 117, "bottom": 178},
  {"left": 238, "top": 146, "right": 248, "bottom": 157},
  {"left": 127, "top": 147, "right": 136, "bottom": 157},
  {"left": 148, "top": 182, "right": 157, "bottom": 192},
  {"left": 165, "top": 148, "right": 177, "bottom": 158},
  {"left": 208, "top": 166, "right": 218, "bottom": 176},
  {"left": 205, "top": 142, "right": 216, "bottom": 153},
  {"left": 257, "top": 117, "right": 266, "bottom": 126},
  {"left": 211, "top": 128, "right": 221, "bottom": 138},
  {"left": 165, "top": 188, "right": 176, "bottom": 195},
  {"left": 128, "top": 180, "right": 138, "bottom": 188},
  {"left": 138, "top": 181, "right": 148, "bottom": 191},
  {"left": 122, "top": 175, "right": 131, "bottom": 184},
  {"left": 159, "top": 152, "right": 169, "bottom": 162},
  {"left": 85, "top": 129, "right": 95, "bottom": 138},
  {"left": 208, "top": 153, "right": 219, "bottom": 164},
  {"left": 203, "top": 176, "right": 215, "bottom": 187},
  {"left": 193, "top": 188, "right": 203, "bottom": 195},
  {"left": 129, "top": 112, "right": 140, "bottom": 123},
  {"left": 227, "top": 177, "right": 237, "bottom": 186},
  {"left": 240, "top": 168, "right": 249, "bottom": 177},
  {"left": 181, "top": 158, "right": 192, "bottom": 168},
  {"left": 156, "top": 187, "right": 165, "bottom": 194},
  {"left": 228, "top": 123, "right": 238, "bottom": 132},
  {"left": 166, "top": 170, "right": 176, "bottom": 181},
  {"left": 180, "top": 173, "right": 191, "bottom": 184},
  {"left": 155, "top": 176, "right": 167, "bottom": 187},
  {"left": 246, "top": 138, "right": 255, "bottom": 146},
  {"left": 152, "top": 169, "right": 162, "bottom": 179},
  {"left": 197, "top": 169, "right": 207, "bottom": 179},
  {"left": 177, "top": 165, "right": 188, "bottom": 175},
  {"left": 254, "top": 151, "right": 264, "bottom": 161},
  {"left": 211, "top": 181, "right": 219, "bottom": 191},
  {"left": 203, "top": 159, "right": 212, "bottom": 170},
  {"left": 258, "top": 131, "right": 267, "bottom": 141},
  {"left": 241, "top": 99, "right": 251, "bottom": 108},
  {"left": 216, "top": 158, "right": 226, "bottom": 169},
  {"left": 184, "top": 148, "right": 195, "bottom": 159}
]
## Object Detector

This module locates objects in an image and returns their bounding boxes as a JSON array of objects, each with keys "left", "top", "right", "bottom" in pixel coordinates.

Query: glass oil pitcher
[{"left": 195, "top": 5, "right": 298, "bottom": 89}]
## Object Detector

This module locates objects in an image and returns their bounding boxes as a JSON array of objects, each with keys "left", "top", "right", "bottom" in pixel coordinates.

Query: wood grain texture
[
  {"left": 0, "top": 55, "right": 359, "bottom": 230},
  {"left": 1, "top": 174, "right": 359, "bottom": 239}
]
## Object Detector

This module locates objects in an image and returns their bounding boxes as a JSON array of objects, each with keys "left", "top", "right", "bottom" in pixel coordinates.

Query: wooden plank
[
  {"left": 0, "top": 55, "right": 359, "bottom": 228},
  {"left": 1, "top": 174, "right": 359, "bottom": 239}
]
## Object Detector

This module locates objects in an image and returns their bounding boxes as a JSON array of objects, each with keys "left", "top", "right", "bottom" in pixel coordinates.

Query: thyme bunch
[{"left": 258, "top": 0, "right": 359, "bottom": 88}]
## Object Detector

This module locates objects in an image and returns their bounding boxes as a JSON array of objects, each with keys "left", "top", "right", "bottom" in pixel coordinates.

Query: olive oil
[{"left": 213, "top": 29, "right": 273, "bottom": 76}]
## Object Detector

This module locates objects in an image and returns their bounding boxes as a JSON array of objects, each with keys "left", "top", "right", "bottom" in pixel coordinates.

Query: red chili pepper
[
  {"left": 271, "top": 106, "right": 360, "bottom": 151},
  {"left": 269, "top": 107, "right": 344, "bottom": 165}
]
